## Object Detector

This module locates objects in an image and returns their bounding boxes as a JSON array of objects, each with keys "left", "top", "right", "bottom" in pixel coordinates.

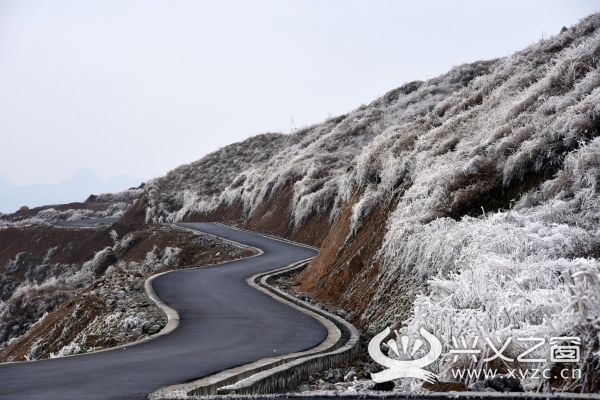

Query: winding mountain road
[{"left": 0, "top": 222, "right": 326, "bottom": 399}]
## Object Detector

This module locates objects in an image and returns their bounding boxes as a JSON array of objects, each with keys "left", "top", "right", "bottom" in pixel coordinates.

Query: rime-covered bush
[
  {"left": 114, "top": 233, "right": 137, "bottom": 252},
  {"left": 93, "top": 188, "right": 144, "bottom": 204}
]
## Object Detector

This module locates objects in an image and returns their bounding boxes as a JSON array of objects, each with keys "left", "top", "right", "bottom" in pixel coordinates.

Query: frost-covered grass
[
  {"left": 145, "top": 60, "right": 495, "bottom": 226},
  {"left": 390, "top": 211, "right": 600, "bottom": 390},
  {"left": 350, "top": 15, "right": 600, "bottom": 392}
]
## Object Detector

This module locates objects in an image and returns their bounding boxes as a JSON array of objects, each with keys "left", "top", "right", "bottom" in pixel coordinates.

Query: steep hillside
[{"left": 144, "top": 14, "right": 600, "bottom": 392}]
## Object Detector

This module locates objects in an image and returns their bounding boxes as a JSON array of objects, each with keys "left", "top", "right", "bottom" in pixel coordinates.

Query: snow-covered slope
[{"left": 144, "top": 13, "right": 600, "bottom": 392}]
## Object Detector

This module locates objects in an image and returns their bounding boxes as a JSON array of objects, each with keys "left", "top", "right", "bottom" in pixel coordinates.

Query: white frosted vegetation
[
  {"left": 145, "top": 60, "right": 490, "bottom": 227},
  {"left": 345, "top": 16, "right": 600, "bottom": 391}
]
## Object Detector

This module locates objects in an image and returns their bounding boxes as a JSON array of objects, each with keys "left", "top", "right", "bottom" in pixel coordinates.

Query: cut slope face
[{"left": 145, "top": 13, "right": 600, "bottom": 392}]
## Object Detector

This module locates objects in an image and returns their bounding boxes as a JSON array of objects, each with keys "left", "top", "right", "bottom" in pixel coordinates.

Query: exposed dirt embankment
[
  {"left": 112, "top": 193, "right": 149, "bottom": 234},
  {"left": 0, "top": 227, "right": 113, "bottom": 270},
  {"left": 181, "top": 180, "right": 414, "bottom": 332},
  {"left": 293, "top": 191, "right": 404, "bottom": 330}
]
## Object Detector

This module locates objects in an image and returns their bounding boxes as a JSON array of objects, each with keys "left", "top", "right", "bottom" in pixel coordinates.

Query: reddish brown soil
[
  {"left": 293, "top": 190, "right": 414, "bottom": 330},
  {"left": 0, "top": 196, "right": 153, "bottom": 272},
  {"left": 112, "top": 195, "right": 148, "bottom": 235},
  {"left": 0, "top": 227, "right": 113, "bottom": 272}
]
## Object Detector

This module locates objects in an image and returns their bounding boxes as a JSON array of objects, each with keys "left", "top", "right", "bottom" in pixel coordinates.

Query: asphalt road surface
[
  {"left": 0, "top": 222, "right": 325, "bottom": 399},
  {"left": 53, "top": 217, "right": 120, "bottom": 227}
]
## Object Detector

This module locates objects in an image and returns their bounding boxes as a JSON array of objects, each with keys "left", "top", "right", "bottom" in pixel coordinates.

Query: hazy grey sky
[{"left": 0, "top": 1, "right": 597, "bottom": 185}]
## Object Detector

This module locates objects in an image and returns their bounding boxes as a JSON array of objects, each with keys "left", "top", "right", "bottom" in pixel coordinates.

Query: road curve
[{"left": 0, "top": 222, "right": 326, "bottom": 399}]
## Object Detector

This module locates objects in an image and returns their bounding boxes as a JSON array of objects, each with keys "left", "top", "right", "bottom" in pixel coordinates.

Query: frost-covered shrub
[
  {"left": 115, "top": 233, "right": 137, "bottom": 252},
  {"left": 0, "top": 244, "right": 120, "bottom": 349},
  {"left": 122, "top": 245, "right": 182, "bottom": 274},
  {"left": 93, "top": 188, "right": 144, "bottom": 204},
  {"left": 86, "top": 247, "right": 117, "bottom": 278},
  {"left": 162, "top": 247, "right": 182, "bottom": 268}
]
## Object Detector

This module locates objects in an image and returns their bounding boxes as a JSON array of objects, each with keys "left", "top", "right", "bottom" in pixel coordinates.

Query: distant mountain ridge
[{"left": 0, "top": 168, "right": 144, "bottom": 213}]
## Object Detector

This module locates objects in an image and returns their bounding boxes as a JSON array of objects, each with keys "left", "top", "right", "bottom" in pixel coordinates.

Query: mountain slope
[{"left": 143, "top": 13, "right": 600, "bottom": 391}]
